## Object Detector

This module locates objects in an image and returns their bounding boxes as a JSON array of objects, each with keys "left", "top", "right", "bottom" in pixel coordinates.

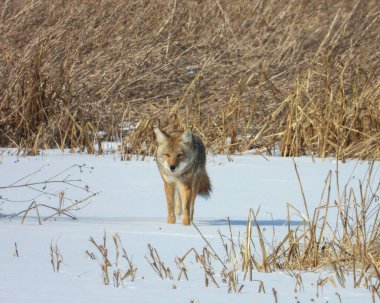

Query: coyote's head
[{"left": 154, "top": 128, "right": 194, "bottom": 175}]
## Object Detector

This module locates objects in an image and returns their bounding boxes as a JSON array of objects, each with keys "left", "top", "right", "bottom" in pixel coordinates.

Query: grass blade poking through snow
[
  {"left": 145, "top": 244, "right": 173, "bottom": 280},
  {"left": 87, "top": 232, "right": 137, "bottom": 287}
]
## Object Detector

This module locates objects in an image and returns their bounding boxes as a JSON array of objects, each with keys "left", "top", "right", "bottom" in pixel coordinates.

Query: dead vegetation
[
  {"left": 146, "top": 243, "right": 174, "bottom": 280},
  {"left": 0, "top": 164, "right": 97, "bottom": 222},
  {"left": 183, "top": 161, "right": 380, "bottom": 295},
  {"left": 0, "top": 0, "right": 379, "bottom": 159},
  {"left": 85, "top": 162, "right": 379, "bottom": 296},
  {"left": 50, "top": 241, "right": 63, "bottom": 273},
  {"left": 237, "top": 161, "right": 380, "bottom": 290},
  {"left": 87, "top": 232, "right": 137, "bottom": 287}
]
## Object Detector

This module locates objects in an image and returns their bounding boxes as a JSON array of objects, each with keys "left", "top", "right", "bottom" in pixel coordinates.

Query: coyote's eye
[
  {"left": 164, "top": 153, "right": 170, "bottom": 158},
  {"left": 177, "top": 153, "right": 183, "bottom": 158}
]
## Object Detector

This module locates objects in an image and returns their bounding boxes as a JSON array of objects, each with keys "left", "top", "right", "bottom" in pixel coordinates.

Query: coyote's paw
[
  {"left": 167, "top": 215, "right": 176, "bottom": 224},
  {"left": 181, "top": 215, "right": 190, "bottom": 225}
]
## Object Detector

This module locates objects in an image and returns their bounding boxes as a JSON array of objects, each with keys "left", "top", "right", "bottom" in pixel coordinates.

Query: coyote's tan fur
[{"left": 154, "top": 128, "right": 211, "bottom": 225}]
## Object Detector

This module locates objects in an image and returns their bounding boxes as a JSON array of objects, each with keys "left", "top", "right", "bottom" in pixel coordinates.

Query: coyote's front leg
[
  {"left": 164, "top": 182, "right": 176, "bottom": 224},
  {"left": 180, "top": 183, "right": 192, "bottom": 225}
]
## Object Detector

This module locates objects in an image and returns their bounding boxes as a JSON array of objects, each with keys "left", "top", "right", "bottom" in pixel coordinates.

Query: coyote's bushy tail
[{"left": 198, "top": 172, "right": 212, "bottom": 199}]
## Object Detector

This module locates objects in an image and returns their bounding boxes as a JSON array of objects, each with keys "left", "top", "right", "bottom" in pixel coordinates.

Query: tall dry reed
[{"left": 0, "top": 0, "right": 379, "bottom": 159}]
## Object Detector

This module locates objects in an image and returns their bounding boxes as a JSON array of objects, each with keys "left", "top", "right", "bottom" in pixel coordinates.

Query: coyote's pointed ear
[
  {"left": 182, "top": 129, "right": 193, "bottom": 145},
  {"left": 154, "top": 128, "right": 168, "bottom": 144}
]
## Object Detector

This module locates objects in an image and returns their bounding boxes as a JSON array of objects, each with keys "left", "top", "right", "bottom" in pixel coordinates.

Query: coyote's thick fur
[{"left": 154, "top": 128, "right": 211, "bottom": 225}]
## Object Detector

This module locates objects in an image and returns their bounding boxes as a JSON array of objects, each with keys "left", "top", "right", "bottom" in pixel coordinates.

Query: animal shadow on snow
[{"left": 198, "top": 218, "right": 303, "bottom": 227}]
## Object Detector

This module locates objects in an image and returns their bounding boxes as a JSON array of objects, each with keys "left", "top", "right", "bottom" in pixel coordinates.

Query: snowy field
[{"left": 0, "top": 150, "right": 378, "bottom": 303}]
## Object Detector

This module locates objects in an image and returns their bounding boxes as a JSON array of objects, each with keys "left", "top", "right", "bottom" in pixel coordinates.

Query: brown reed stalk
[
  {"left": 88, "top": 232, "right": 137, "bottom": 287},
  {"left": 0, "top": 0, "right": 378, "bottom": 159},
  {"left": 145, "top": 244, "right": 173, "bottom": 280},
  {"left": 50, "top": 242, "right": 63, "bottom": 273}
]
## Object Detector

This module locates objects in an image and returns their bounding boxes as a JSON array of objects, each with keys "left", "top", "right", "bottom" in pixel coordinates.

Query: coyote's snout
[{"left": 154, "top": 128, "right": 211, "bottom": 225}]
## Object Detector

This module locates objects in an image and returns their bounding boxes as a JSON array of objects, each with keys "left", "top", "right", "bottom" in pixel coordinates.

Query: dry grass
[
  {"left": 0, "top": 0, "right": 379, "bottom": 159},
  {"left": 81, "top": 163, "right": 378, "bottom": 295},
  {"left": 238, "top": 161, "right": 380, "bottom": 290},
  {"left": 176, "top": 162, "right": 380, "bottom": 294},
  {"left": 146, "top": 243, "right": 174, "bottom": 280},
  {"left": 0, "top": 164, "right": 98, "bottom": 222},
  {"left": 87, "top": 232, "right": 137, "bottom": 287},
  {"left": 50, "top": 242, "right": 63, "bottom": 273}
]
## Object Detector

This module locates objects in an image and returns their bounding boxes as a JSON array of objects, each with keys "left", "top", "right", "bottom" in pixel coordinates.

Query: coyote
[{"left": 154, "top": 128, "right": 211, "bottom": 225}]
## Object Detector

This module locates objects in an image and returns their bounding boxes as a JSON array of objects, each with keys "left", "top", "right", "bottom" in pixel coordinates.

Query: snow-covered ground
[{"left": 0, "top": 150, "right": 378, "bottom": 303}]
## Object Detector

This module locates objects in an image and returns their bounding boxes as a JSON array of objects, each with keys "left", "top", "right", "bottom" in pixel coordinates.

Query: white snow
[{"left": 0, "top": 150, "right": 378, "bottom": 303}]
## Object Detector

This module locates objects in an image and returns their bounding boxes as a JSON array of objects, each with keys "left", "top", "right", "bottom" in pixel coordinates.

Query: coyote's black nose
[{"left": 170, "top": 165, "right": 176, "bottom": 171}]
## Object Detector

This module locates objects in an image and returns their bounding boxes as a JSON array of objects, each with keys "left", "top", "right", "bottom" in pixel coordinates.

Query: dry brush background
[{"left": 0, "top": 0, "right": 379, "bottom": 159}]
